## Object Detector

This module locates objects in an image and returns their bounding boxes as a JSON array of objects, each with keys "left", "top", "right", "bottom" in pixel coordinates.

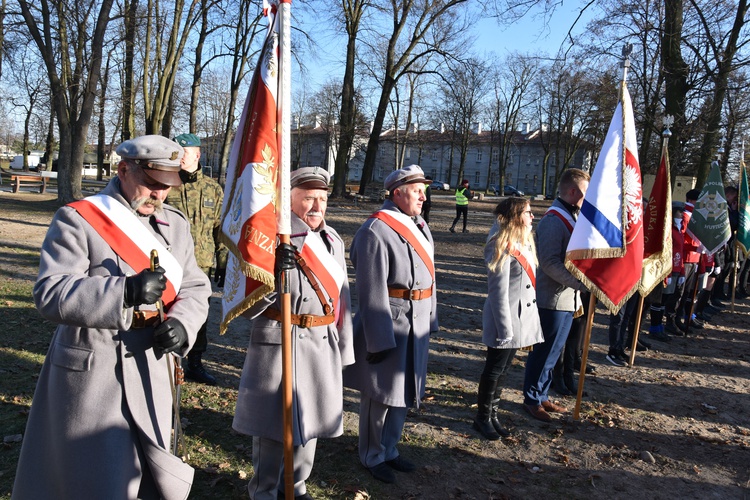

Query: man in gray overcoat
[
  {"left": 13, "top": 135, "right": 212, "bottom": 500},
  {"left": 522, "top": 168, "right": 589, "bottom": 422},
  {"left": 345, "top": 164, "right": 438, "bottom": 484},
  {"left": 232, "top": 167, "right": 354, "bottom": 500}
]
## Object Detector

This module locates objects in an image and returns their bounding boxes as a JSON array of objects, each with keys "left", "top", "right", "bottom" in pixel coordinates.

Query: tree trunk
[
  {"left": 693, "top": 0, "right": 748, "bottom": 187},
  {"left": 662, "top": 0, "right": 690, "bottom": 183},
  {"left": 358, "top": 75, "right": 396, "bottom": 194},
  {"left": 332, "top": 0, "right": 365, "bottom": 198},
  {"left": 121, "top": 0, "right": 137, "bottom": 141}
]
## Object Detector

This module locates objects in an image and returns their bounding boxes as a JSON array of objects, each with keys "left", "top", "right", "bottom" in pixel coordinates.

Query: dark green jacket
[{"left": 166, "top": 169, "right": 228, "bottom": 270}]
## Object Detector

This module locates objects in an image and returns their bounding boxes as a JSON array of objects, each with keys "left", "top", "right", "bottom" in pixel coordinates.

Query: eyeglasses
[{"left": 523, "top": 210, "right": 534, "bottom": 216}]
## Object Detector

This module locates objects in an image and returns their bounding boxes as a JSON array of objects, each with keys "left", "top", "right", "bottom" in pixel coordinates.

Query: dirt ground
[{"left": 2, "top": 187, "right": 750, "bottom": 499}]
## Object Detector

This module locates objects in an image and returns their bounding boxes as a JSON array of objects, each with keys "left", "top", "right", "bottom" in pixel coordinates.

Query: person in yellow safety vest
[{"left": 450, "top": 179, "right": 473, "bottom": 233}]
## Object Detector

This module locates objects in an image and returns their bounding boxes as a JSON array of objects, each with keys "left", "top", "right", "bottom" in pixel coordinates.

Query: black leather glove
[
  {"left": 366, "top": 348, "right": 394, "bottom": 364},
  {"left": 153, "top": 318, "right": 188, "bottom": 355},
  {"left": 275, "top": 243, "right": 297, "bottom": 274},
  {"left": 124, "top": 266, "right": 167, "bottom": 307},
  {"left": 214, "top": 267, "right": 226, "bottom": 288}
]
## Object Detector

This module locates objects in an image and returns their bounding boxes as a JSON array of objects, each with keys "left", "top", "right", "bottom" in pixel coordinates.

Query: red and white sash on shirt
[
  {"left": 544, "top": 206, "right": 575, "bottom": 233},
  {"left": 370, "top": 210, "right": 435, "bottom": 280},
  {"left": 68, "top": 194, "right": 183, "bottom": 307},
  {"left": 509, "top": 246, "right": 536, "bottom": 288},
  {"left": 298, "top": 232, "right": 347, "bottom": 319}
]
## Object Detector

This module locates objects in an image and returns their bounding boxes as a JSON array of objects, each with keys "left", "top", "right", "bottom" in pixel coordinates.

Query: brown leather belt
[
  {"left": 132, "top": 310, "right": 161, "bottom": 329},
  {"left": 262, "top": 308, "right": 335, "bottom": 329},
  {"left": 388, "top": 286, "right": 433, "bottom": 300}
]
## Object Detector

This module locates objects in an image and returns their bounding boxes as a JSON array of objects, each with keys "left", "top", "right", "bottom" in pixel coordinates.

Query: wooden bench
[{"left": 10, "top": 173, "right": 48, "bottom": 193}]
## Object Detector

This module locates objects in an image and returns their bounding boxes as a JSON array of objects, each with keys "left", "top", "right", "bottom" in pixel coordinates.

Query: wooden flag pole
[
  {"left": 279, "top": 234, "right": 294, "bottom": 499},
  {"left": 731, "top": 234, "right": 739, "bottom": 313},
  {"left": 627, "top": 295, "right": 645, "bottom": 367},
  {"left": 574, "top": 293, "right": 598, "bottom": 420},
  {"left": 277, "top": 2, "right": 293, "bottom": 498}
]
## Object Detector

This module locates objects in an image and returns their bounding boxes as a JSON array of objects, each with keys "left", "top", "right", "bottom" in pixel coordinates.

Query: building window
[
  {"left": 431, "top": 149, "right": 438, "bottom": 161},
  {"left": 489, "top": 171, "right": 497, "bottom": 184},
  {"left": 405, "top": 147, "right": 411, "bottom": 160},
  {"left": 474, "top": 171, "right": 480, "bottom": 184},
  {"left": 492, "top": 149, "right": 499, "bottom": 162},
  {"left": 378, "top": 165, "right": 384, "bottom": 180},
  {"left": 533, "top": 175, "right": 538, "bottom": 189},
  {"left": 430, "top": 168, "right": 437, "bottom": 179},
  {"left": 476, "top": 149, "right": 483, "bottom": 162}
]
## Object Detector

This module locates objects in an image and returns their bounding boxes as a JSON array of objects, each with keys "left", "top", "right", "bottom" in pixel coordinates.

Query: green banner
[
  {"left": 687, "top": 161, "right": 731, "bottom": 255},
  {"left": 738, "top": 164, "right": 750, "bottom": 258}
]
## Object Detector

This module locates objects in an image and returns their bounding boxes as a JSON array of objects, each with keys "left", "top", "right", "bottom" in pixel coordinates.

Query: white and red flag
[
  {"left": 219, "top": 0, "right": 290, "bottom": 333},
  {"left": 638, "top": 133, "right": 672, "bottom": 296},
  {"left": 565, "top": 82, "right": 644, "bottom": 314}
]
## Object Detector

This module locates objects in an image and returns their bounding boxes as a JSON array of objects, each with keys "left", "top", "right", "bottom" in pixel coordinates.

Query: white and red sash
[
  {"left": 298, "top": 232, "right": 347, "bottom": 318},
  {"left": 544, "top": 206, "right": 575, "bottom": 234},
  {"left": 370, "top": 210, "right": 435, "bottom": 280},
  {"left": 509, "top": 246, "right": 536, "bottom": 288},
  {"left": 68, "top": 194, "right": 183, "bottom": 307}
]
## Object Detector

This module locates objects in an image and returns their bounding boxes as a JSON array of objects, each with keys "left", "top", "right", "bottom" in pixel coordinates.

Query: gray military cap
[
  {"left": 290, "top": 167, "right": 330, "bottom": 190},
  {"left": 384, "top": 164, "right": 427, "bottom": 192},
  {"left": 116, "top": 135, "right": 184, "bottom": 187}
]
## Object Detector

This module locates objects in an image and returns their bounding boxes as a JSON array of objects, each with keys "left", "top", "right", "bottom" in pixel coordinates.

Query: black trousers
[{"left": 452, "top": 205, "right": 468, "bottom": 229}]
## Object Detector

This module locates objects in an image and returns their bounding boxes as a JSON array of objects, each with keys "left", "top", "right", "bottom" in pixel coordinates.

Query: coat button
[
  {"left": 303, "top": 297, "right": 309, "bottom": 302},
  {"left": 299, "top": 333, "right": 306, "bottom": 339},
  {"left": 526, "top": 284, "right": 531, "bottom": 289},
  {"left": 533, "top": 299, "right": 536, "bottom": 303},
  {"left": 526, "top": 303, "right": 531, "bottom": 307}
]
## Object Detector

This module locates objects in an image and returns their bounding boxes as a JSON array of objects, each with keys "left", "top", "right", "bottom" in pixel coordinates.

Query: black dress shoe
[
  {"left": 574, "top": 360, "right": 596, "bottom": 374},
  {"left": 369, "top": 463, "right": 396, "bottom": 483},
  {"left": 184, "top": 363, "right": 218, "bottom": 386},
  {"left": 385, "top": 455, "right": 416, "bottom": 472}
]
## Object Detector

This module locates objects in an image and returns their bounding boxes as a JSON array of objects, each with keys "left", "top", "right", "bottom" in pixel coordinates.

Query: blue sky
[{"left": 294, "top": 4, "right": 596, "bottom": 90}]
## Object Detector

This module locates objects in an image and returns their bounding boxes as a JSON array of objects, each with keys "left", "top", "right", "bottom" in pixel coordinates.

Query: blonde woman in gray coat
[{"left": 473, "top": 197, "right": 544, "bottom": 440}]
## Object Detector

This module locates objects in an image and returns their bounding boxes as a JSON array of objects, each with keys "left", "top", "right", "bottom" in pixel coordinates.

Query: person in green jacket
[
  {"left": 166, "top": 133, "right": 228, "bottom": 385},
  {"left": 450, "top": 179, "right": 473, "bottom": 233}
]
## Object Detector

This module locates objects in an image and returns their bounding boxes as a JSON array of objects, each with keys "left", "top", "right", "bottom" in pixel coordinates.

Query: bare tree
[
  {"left": 18, "top": 0, "right": 114, "bottom": 202},
  {"left": 356, "top": 0, "right": 470, "bottom": 194},
  {"left": 332, "top": 0, "right": 370, "bottom": 197},
  {"left": 491, "top": 53, "right": 537, "bottom": 195},
  {"left": 581, "top": 0, "right": 665, "bottom": 172},
  {"left": 662, "top": 0, "right": 692, "bottom": 181},
  {"left": 187, "top": 0, "right": 227, "bottom": 133},
  {"left": 215, "top": 0, "right": 263, "bottom": 183},
  {"left": 120, "top": 0, "right": 138, "bottom": 140},
  {"left": 721, "top": 69, "right": 750, "bottom": 182},
  {"left": 142, "top": 0, "right": 199, "bottom": 136},
  {"left": 436, "top": 57, "right": 489, "bottom": 186},
  {"left": 534, "top": 59, "right": 601, "bottom": 195},
  {"left": 689, "top": 0, "right": 749, "bottom": 186}
]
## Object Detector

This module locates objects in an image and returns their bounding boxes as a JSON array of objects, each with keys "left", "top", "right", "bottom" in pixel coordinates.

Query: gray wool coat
[
  {"left": 344, "top": 201, "right": 439, "bottom": 408},
  {"left": 232, "top": 213, "right": 354, "bottom": 446},
  {"left": 13, "top": 178, "right": 211, "bottom": 500},
  {"left": 482, "top": 224, "right": 544, "bottom": 349},
  {"left": 535, "top": 199, "right": 587, "bottom": 311}
]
